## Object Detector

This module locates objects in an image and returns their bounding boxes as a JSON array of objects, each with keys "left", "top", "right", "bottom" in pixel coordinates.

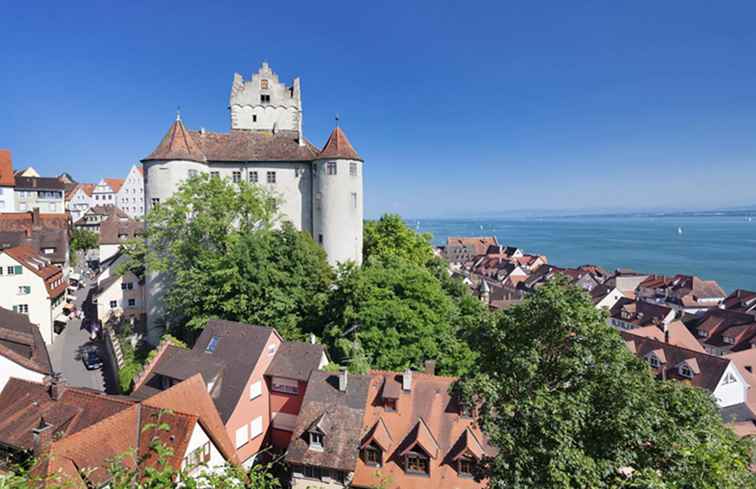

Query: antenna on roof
[{"left": 176, "top": 106, "right": 181, "bottom": 122}]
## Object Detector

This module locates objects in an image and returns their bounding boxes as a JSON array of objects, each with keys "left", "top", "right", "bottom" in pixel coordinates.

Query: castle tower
[
  {"left": 313, "top": 126, "right": 363, "bottom": 266},
  {"left": 229, "top": 62, "right": 303, "bottom": 137},
  {"left": 141, "top": 114, "right": 208, "bottom": 343}
]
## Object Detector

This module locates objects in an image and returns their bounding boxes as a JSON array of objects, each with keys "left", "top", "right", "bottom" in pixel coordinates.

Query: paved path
[{"left": 48, "top": 274, "right": 108, "bottom": 392}]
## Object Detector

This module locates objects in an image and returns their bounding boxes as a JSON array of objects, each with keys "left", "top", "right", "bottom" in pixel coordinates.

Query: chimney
[
  {"left": 424, "top": 360, "right": 436, "bottom": 376},
  {"left": 338, "top": 367, "right": 348, "bottom": 392},
  {"left": 32, "top": 418, "right": 54, "bottom": 456},
  {"left": 32, "top": 208, "right": 40, "bottom": 226},
  {"left": 309, "top": 333, "right": 317, "bottom": 344},
  {"left": 402, "top": 368, "right": 413, "bottom": 391},
  {"left": 664, "top": 330, "right": 670, "bottom": 344},
  {"left": 46, "top": 374, "right": 66, "bottom": 401}
]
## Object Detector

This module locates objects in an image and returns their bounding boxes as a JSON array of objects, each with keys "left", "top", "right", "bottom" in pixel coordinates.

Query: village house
[
  {"left": 0, "top": 246, "right": 67, "bottom": 344},
  {"left": 116, "top": 164, "right": 145, "bottom": 218},
  {"left": 0, "top": 150, "right": 16, "bottom": 212},
  {"left": 590, "top": 284, "right": 626, "bottom": 311},
  {"left": 722, "top": 289, "right": 756, "bottom": 317},
  {"left": 637, "top": 274, "right": 726, "bottom": 314},
  {"left": 620, "top": 331, "right": 748, "bottom": 409},
  {"left": 73, "top": 204, "right": 127, "bottom": 233},
  {"left": 621, "top": 320, "right": 705, "bottom": 353},
  {"left": 92, "top": 177, "right": 124, "bottom": 207},
  {"left": 520, "top": 265, "right": 600, "bottom": 292},
  {"left": 443, "top": 237, "right": 498, "bottom": 265},
  {"left": 0, "top": 210, "right": 71, "bottom": 270},
  {"left": 131, "top": 320, "right": 327, "bottom": 467},
  {"left": 95, "top": 250, "right": 144, "bottom": 324},
  {"left": 0, "top": 306, "right": 52, "bottom": 391},
  {"left": 97, "top": 211, "right": 143, "bottom": 262},
  {"left": 13, "top": 175, "right": 65, "bottom": 214},
  {"left": 65, "top": 183, "right": 95, "bottom": 222},
  {"left": 286, "top": 364, "right": 494, "bottom": 489},
  {"left": 688, "top": 308, "right": 756, "bottom": 356},
  {"left": 0, "top": 374, "right": 238, "bottom": 484},
  {"left": 607, "top": 298, "right": 676, "bottom": 331},
  {"left": 603, "top": 269, "right": 647, "bottom": 297}
]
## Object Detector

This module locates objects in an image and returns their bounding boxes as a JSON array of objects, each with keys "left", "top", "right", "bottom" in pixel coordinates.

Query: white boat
[{"left": 677, "top": 227, "right": 683, "bottom": 235}]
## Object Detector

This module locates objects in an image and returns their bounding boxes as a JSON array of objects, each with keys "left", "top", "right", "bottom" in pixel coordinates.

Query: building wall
[
  {"left": 0, "top": 186, "right": 15, "bottom": 212},
  {"left": 68, "top": 188, "right": 93, "bottom": 222},
  {"left": 96, "top": 272, "right": 144, "bottom": 323},
  {"left": 312, "top": 158, "right": 363, "bottom": 266},
  {"left": 0, "top": 354, "right": 46, "bottom": 392},
  {"left": 0, "top": 254, "right": 54, "bottom": 344},
  {"left": 92, "top": 180, "right": 117, "bottom": 206},
  {"left": 117, "top": 165, "right": 144, "bottom": 218},
  {"left": 225, "top": 332, "right": 283, "bottom": 465},
  {"left": 15, "top": 190, "right": 64, "bottom": 213},
  {"left": 182, "top": 422, "right": 228, "bottom": 476},
  {"left": 229, "top": 63, "right": 301, "bottom": 132}
]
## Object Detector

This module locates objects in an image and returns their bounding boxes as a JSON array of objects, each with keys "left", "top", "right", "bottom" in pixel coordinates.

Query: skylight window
[{"left": 206, "top": 336, "right": 219, "bottom": 353}]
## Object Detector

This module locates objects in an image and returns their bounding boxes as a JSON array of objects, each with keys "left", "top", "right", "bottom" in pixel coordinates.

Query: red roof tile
[
  {"left": 319, "top": 127, "right": 363, "bottom": 161},
  {"left": 104, "top": 178, "right": 125, "bottom": 193},
  {"left": 143, "top": 118, "right": 207, "bottom": 163}
]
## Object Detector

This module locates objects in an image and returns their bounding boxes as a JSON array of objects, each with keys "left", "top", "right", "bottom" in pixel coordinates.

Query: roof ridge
[{"left": 623, "top": 331, "right": 730, "bottom": 362}]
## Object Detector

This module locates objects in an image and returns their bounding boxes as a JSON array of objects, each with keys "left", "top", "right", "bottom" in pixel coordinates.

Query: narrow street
[{"left": 48, "top": 268, "right": 116, "bottom": 393}]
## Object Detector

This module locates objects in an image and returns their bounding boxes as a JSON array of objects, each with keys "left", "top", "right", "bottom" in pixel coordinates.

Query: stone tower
[
  {"left": 229, "top": 62, "right": 303, "bottom": 136},
  {"left": 313, "top": 126, "right": 364, "bottom": 266}
]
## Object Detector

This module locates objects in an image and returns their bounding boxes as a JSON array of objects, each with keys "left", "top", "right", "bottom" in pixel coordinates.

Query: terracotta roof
[
  {"left": 286, "top": 370, "right": 372, "bottom": 472},
  {"left": 190, "top": 129, "right": 319, "bottom": 162},
  {"left": 723, "top": 289, "right": 756, "bottom": 314},
  {"left": 0, "top": 149, "right": 15, "bottom": 187},
  {"left": 608, "top": 298, "right": 673, "bottom": 327},
  {"left": 265, "top": 342, "right": 326, "bottom": 382},
  {"left": 103, "top": 178, "right": 125, "bottom": 193},
  {"left": 619, "top": 331, "right": 731, "bottom": 392},
  {"left": 694, "top": 309, "right": 756, "bottom": 352},
  {"left": 446, "top": 236, "right": 498, "bottom": 257},
  {"left": 0, "top": 307, "right": 53, "bottom": 375},
  {"left": 353, "top": 370, "right": 495, "bottom": 489},
  {"left": 142, "top": 118, "right": 207, "bottom": 163},
  {"left": 0, "top": 211, "right": 70, "bottom": 233},
  {"left": 361, "top": 417, "right": 393, "bottom": 451},
  {"left": 625, "top": 321, "right": 705, "bottom": 353},
  {"left": 318, "top": 127, "right": 363, "bottom": 161},
  {"left": 0, "top": 228, "right": 69, "bottom": 265},
  {"left": 98, "top": 213, "right": 143, "bottom": 245},
  {"left": 14, "top": 176, "right": 66, "bottom": 191},
  {"left": 142, "top": 374, "right": 240, "bottom": 464},
  {"left": 2, "top": 245, "right": 66, "bottom": 298}
]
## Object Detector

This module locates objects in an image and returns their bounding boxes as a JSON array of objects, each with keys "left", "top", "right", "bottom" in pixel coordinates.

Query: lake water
[{"left": 414, "top": 216, "right": 756, "bottom": 293}]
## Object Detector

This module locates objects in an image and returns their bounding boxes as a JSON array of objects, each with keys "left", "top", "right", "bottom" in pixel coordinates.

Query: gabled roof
[
  {"left": 677, "top": 358, "right": 701, "bottom": 374},
  {"left": 0, "top": 149, "right": 15, "bottom": 187},
  {"left": 318, "top": 126, "right": 363, "bottom": 161},
  {"left": 361, "top": 417, "right": 393, "bottom": 451},
  {"left": 449, "top": 428, "right": 486, "bottom": 461},
  {"left": 103, "top": 178, "right": 125, "bottom": 193},
  {"left": 0, "top": 307, "right": 52, "bottom": 375},
  {"left": 265, "top": 341, "right": 326, "bottom": 382},
  {"left": 98, "top": 213, "right": 143, "bottom": 245},
  {"left": 14, "top": 176, "right": 66, "bottom": 191},
  {"left": 142, "top": 118, "right": 207, "bottom": 163},
  {"left": 190, "top": 129, "right": 319, "bottom": 162},
  {"left": 0, "top": 212, "right": 70, "bottom": 233},
  {"left": 626, "top": 321, "right": 705, "bottom": 353},
  {"left": 400, "top": 418, "right": 440, "bottom": 459}
]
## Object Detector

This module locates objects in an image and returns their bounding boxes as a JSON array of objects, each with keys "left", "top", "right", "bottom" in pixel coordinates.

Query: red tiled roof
[
  {"left": 0, "top": 149, "right": 15, "bottom": 187},
  {"left": 142, "top": 118, "right": 207, "bottom": 163},
  {"left": 2, "top": 245, "right": 66, "bottom": 298},
  {"left": 104, "top": 178, "right": 125, "bottom": 193},
  {"left": 0, "top": 212, "right": 70, "bottom": 233},
  {"left": 626, "top": 321, "right": 705, "bottom": 353},
  {"left": 318, "top": 127, "right": 363, "bottom": 161}
]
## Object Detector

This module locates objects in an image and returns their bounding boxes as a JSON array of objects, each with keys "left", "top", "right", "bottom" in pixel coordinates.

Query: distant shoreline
[{"left": 404, "top": 209, "right": 756, "bottom": 221}]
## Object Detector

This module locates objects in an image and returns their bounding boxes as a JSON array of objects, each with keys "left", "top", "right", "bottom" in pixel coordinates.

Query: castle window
[
  {"left": 210, "top": 171, "right": 220, "bottom": 179},
  {"left": 232, "top": 171, "right": 241, "bottom": 183},
  {"left": 351, "top": 193, "right": 357, "bottom": 209},
  {"left": 252, "top": 115, "right": 257, "bottom": 122},
  {"left": 249, "top": 171, "right": 258, "bottom": 183},
  {"left": 318, "top": 234, "right": 323, "bottom": 245},
  {"left": 327, "top": 162, "right": 337, "bottom": 175},
  {"left": 267, "top": 171, "right": 276, "bottom": 184},
  {"left": 261, "top": 94, "right": 271, "bottom": 103},
  {"left": 261, "top": 79, "right": 269, "bottom": 90},
  {"left": 350, "top": 162, "right": 358, "bottom": 176}
]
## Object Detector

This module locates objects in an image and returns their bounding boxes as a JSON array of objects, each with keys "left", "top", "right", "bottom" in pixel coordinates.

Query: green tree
[
  {"left": 363, "top": 213, "right": 434, "bottom": 267},
  {"left": 141, "top": 174, "right": 332, "bottom": 342},
  {"left": 457, "top": 279, "right": 755, "bottom": 489},
  {"left": 70, "top": 229, "right": 99, "bottom": 252},
  {"left": 325, "top": 256, "right": 477, "bottom": 376},
  {"left": 114, "top": 237, "right": 147, "bottom": 281}
]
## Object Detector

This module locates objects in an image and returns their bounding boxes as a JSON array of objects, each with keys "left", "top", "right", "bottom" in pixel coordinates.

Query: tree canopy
[
  {"left": 70, "top": 228, "right": 98, "bottom": 252},
  {"left": 457, "top": 279, "right": 755, "bottom": 489},
  {"left": 363, "top": 213, "right": 435, "bottom": 267},
  {"left": 143, "top": 174, "right": 332, "bottom": 341}
]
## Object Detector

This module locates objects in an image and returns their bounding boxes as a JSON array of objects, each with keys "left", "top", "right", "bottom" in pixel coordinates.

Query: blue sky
[{"left": 2, "top": 1, "right": 756, "bottom": 218}]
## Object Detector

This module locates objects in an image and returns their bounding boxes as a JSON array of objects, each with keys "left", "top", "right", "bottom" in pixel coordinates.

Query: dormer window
[
  {"left": 680, "top": 365, "right": 694, "bottom": 378},
  {"left": 309, "top": 432, "right": 324, "bottom": 450},
  {"left": 458, "top": 456, "right": 476, "bottom": 478},
  {"left": 723, "top": 372, "right": 737, "bottom": 385},
  {"left": 649, "top": 355, "right": 660, "bottom": 369},
  {"left": 697, "top": 329, "right": 707, "bottom": 338},
  {"left": 723, "top": 336, "right": 735, "bottom": 345},
  {"left": 405, "top": 449, "right": 430, "bottom": 476},
  {"left": 384, "top": 398, "right": 397, "bottom": 412},
  {"left": 361, "top": 442, "right": 382, "bottom": 467}
]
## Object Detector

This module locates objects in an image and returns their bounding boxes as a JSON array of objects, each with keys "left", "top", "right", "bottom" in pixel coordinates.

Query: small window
[
  {"left": 384, "top": 398, "right": 397, "bottom": 412},
  {"left": 458, "top": 457, "right": 475, "bottom": 478},
  {"left": 249, "top": 171, "right": 258, "bottom": 183},
  {"left": 648, "top": 355, "right": 660, "bottom": 368},
  {"left": 350, "top": 162, "right": 358, "bottom": 176},
  {"left": 109, "top": 300, "right": 117, "bottom": 308},
  {"left": 232, "top": 171, "right": 241, "bottom": 183},
  {"left": 235, "top": 425, "right": 248, "bottom": 448},
  {"left": 250, "top": 416, "right": 263, "bottom": 439},
  {"left": 267, "top": 171, "right": 276, "bottom": 184},
  {"left": 188, "top": 169, "right": 198, "bottom": 178},
  {"left": 17, "top": 286, "right": 31, "bottom": 295},
  {"left": 206, "top": 336, "right": 220, "bottom": 353},
  {"left": 210, "top": 171, "right": 220, "bottom": 179},
  {"left": 13, "top": 304, "right": 29, "bottom": 314},
  {"left": 260, "top": 79, "right": 269, "bottom": 90},
  {"left": 309, "top": 432, "right": 324, "bottom": 449},
  {"left": 680, "top": 365, "right": 693, "bottom": 378},
  {"left": 327, "top": 162, "right": 337, "bottom": 175},
  {"left": 303, "top": 465, "right": 322, "bottom": 479},
  {"left": 151, "top": 198, "right": 160, "bottom": 207},
  {"left": 260, "top": 94, "right": 271, "bottom": 103},
  {"left": 318, "top": 234, "right": 323, "bottom": 245},
  {"left": 723, "top": 372, "right": 737, "bottom": 385},
  {"left": 362, "top": 443, "right": 382, "bottom": 467},
  {"left": 723, "top": 336, "right": 735, "bottom": 345},
  {"left": 405, "top": 451, "right": 430, "bottom": 475},
  {"left": 252, "top": 115, "right": 257, "bottom": 122},
  {"left": 351, "top": 192, "right": 357, "bottom": 209},
  {"left": 128, "top": 298, "right": 136, "bottom": 307}
]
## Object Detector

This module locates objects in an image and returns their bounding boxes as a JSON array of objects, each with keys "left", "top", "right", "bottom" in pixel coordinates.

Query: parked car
[{"left": 82, "top": 346, "right": 103, "bottom": 370}]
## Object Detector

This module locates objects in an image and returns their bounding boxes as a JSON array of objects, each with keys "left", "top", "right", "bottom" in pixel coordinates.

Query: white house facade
[{"left": 116, "top": 165, "right": 144, "bottom": 218}]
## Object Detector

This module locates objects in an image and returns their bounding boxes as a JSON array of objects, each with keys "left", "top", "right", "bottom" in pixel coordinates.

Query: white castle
[{"left": 141, "top": 62, "right": 364, "bottom": 339}]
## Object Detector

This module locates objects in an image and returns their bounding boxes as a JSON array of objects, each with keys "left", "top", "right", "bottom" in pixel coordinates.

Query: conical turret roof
[
  {"left": 318, "top": 126, "right": 363, "bottom": 161},
  {"left": 142, "top": 116, "right": 207, "bottom": 163}
]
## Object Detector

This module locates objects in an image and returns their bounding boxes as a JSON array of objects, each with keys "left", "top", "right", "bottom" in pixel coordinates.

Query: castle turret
[
  {"left": 140, "top": 114, "right": 208, "bottom": 343},
  {"left": 312, "top": 126, "right": 363, "bottom": 266}
]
